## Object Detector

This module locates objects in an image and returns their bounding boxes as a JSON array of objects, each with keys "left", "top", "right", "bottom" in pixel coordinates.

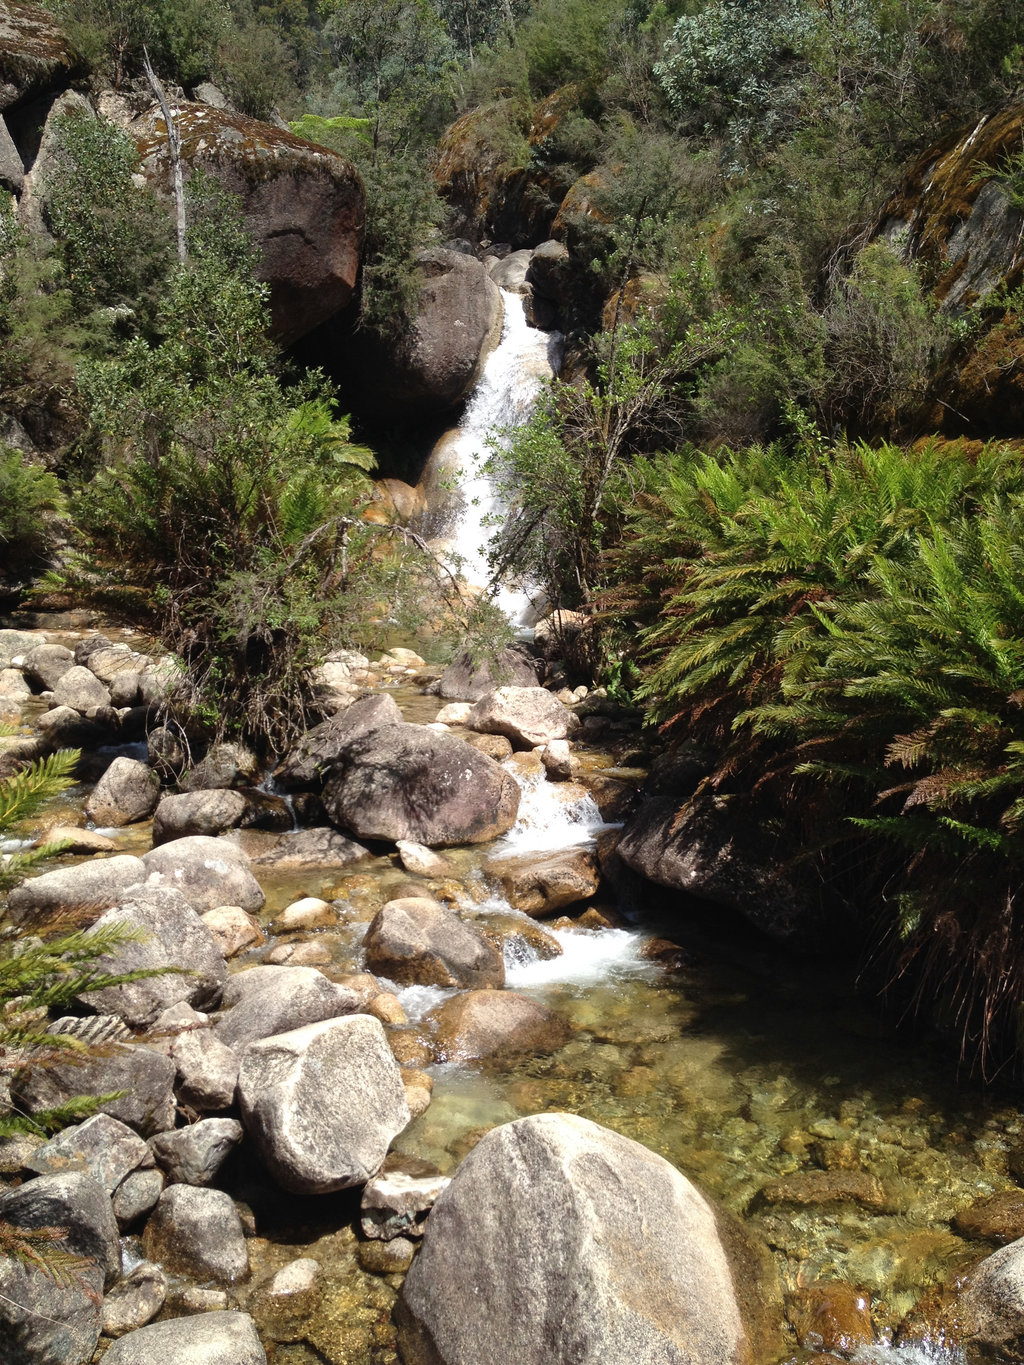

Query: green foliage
[
  {"left": 0, "top": 446, "right": 65, "bottom": 571},
  {"left": 613, "top": 435, "right": 1024, "bottom": 1066}
]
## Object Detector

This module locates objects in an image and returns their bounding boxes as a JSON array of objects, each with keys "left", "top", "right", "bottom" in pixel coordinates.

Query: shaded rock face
[
  {"left": 274, "top": 692, "right": 403, "bottom": 790},
  {"left": 0, "top": 0, "right": 81, "bottom": 115},
  {"left": 321, "top": 722, "right": 520, "bottom": 847},
  {"left": 327, "top": 249, "right": 502, "bottom": 421},
  {"left": 11, "top": 1036, "right": 176, "bottom": 1137},
  {"left": 877, "top": 105, "right": 1024, "bottom": 436},
  {"left": 132, "top": 101, "right": 364, "bottom": 344},
  {"left": 396, "top": 1112, "right": 754, "bottom": 1365},
  {"left": 363, "top": 897, "right": 505, "bottom": 989},
  {"left": 237, "top": 1015, "right": 410, "bottom": 1194},
  {"left": 617, "top": 793, "right": 829, "bottom": 947},
  {"left": 951, "top": 1237, "right": 1024, "bottom": 1359}
]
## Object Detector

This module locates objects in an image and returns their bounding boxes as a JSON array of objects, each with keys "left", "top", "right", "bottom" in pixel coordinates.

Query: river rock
[
  {"left": 24, "top": 1112, "right": 152, "bottom": 1193},
  {"left": 364, "top": 898, "right": 505, "bottom": 989},
  {"left": 484, "top": 846, "right": 599, "bottom": 916},
  {"left": 101, "top": 1311, "right": 267, "bottom": 1365},
  {"left": 152, "top": 788, "right": 248, "bottom": 844},
  {"left": 361, "top": 1170, "right": 451, "bottom": 1241},
  {"left": 134, "top": 101, "right": 363, "bottom": 345},
  {"left": 35, "top": 704, "right": 114, "bottom": 749},
  {"left": 6, "top": 853, "right": 146, "bottom": 924},
  {"left": 464, "top": 731, "right": 514, "bottom": 761},
  {"left": 752, "top": 1171, "right": 889, "bottom": 1212},
  {"left": 143, "top": 1185, "right": 248, "bottom": 1283},
  {"left": 112, "top": 1167, "right": 165, "bottom": 1228},
  {"left": 0, "top": 666, "right": 30, "bottom": 698},
  {"left": 468, "top": 685, "right": 572, "bottom": 748},
  {"left": 180, "top": 741, "right": 260, "bottom": 792},
  {"left": 78, "top": 886, "right": 227, "bottom": 1026},
  {"left": 0, "top": 628, "right": 38, "bottom": 665},
  {"left": 0, "top": 1172, "right": 115, "bottom": 1365},
  {"left": 396, "top": 840, "right": 458, "bottom": 877},
  {"left": 172, "top": 1028, "right": 240, "bottom": 1110},
  {"left": 954, "top": 1190, "right": 1024, "bottom": 1244},
  {"left": 149, "top": 1118, "right": 243, "bottom": 1187},
  {"left": 214, "top": 964, "right": 358, "bottom": 1049},
  {"left": 785, "top": 1283, "right": 873, "bottom": 1354},
  {"left": 11, "top": 1037, "right": 176, "bottom": 1137},
  {"left": 102, "top": 1261, "right": 167, "bottom": 1338},
  {"left": 951, "top": 1236, "right": 1024, "bottom": 1359},
  {"left": 273, "top": 896, "right": 335, "bottom": 932},
  {"left": 238, "top": 1015, "right": 411, "bottom": 1195},
  {"left": 33, "top": 824, "right": 117, "bottom": 854},
  {"left": 202, "top": 904, "right": 266, "bottom": 957},
  {"left": 274, "top": 693, "right": 403, "bottom": 789},
  {"left": 247, "top": 826, "right": 368, "bottom": 870},
  {"left": 321, "top": 722, "right": 520, "bottom": 847},
  {"left": 21, "top": 641, "right": 73, "bottom": 691},
  {"left": 141, "top": 834, "right": 265, "bottom": 913},
  {"left": 438, "top": 647, "right": 539, "bottom": 702},
  {"left": 51, "top": 664, "right": 111, "bottom": 712},
  {"left": 252, "top": 1257, "right": 321, "bottom": 1340},
  {"left": 82, "top": 645, "right": 136, "bottom": 683},
  {"left": 84, "top": 755, "right": 160, "bottom": 826},
  {"left": 428, "top": 990, "right": 569, "bottom": 1063},
  {"left": 147, "top": 724, "right": 187, "bottom": 777},
  {"left": 396, "top": 1112, "right": 754, "bottom": 1365}
]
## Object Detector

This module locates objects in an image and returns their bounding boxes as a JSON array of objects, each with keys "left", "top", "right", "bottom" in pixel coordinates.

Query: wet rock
[
  {"left": 238, "top": 1015, "right": 411, "bottom": 1195},
  {"left": 201, "top": 904, "right": 266, "bottom": 957},
  {"left": 11, "top": 1036, "right": 176, "bottom": 1137},
  {"left": 149, "top": 1118, "right": 243, "bottom": 1186},
  {"left": 358, "top": 1235, "right": 416, "bottom": 1274},
  {"left": 180, "top": 741, "right": 260, "bottom": 792},
  {"left": 172, "top": 1028, "right": 240, "bottom": 1110},
  {"left": 213, "top": 964, "right": 358, "bottom": 1050},
  {"left": 22, "top": 641, "right": 73, "bottom": 691},
  {"left": 100, "top": 1310, "right": 266, "bottom": 1365},
  {"left": 274, "top": 693, "right": 403, "bottom": 789},
  {"left": 78, "top": 886, "right": 227, "bottom": 1026},
  {"left": 322, "top": 722, "right": 520, "bottom": 847},
  {"left": 428, "top": 990, "right": 570, "bottom": 1063},
  {"left": 954, "top": 1190, "right": 1024, "bottom": 1245},
  {"left": 24, "top": 1112, "right": 152, "bottom": 1193},
  {"left": 135, "top": 100, "right": 363, "bottom": 345},
  {"left": 541, "top": 738, "right": 572, "bottom": 780},
  {"left": 141, "top": 834, "right": 265, "bottom": 913},
  {"left": 362, "top": 1170, "right": 451, "bottom": 1241},
  {"left": 112, "top": 1166, "right": 165, "bottom": 1228},
  {"left": 252, "top": 1256, "right": 321, "bottom": 1341},
  {"left": 368, "top": 990, "right": 406, "bottom": 1025},
  {"left": 0, "top": 1173, "right": 112, "bottom": 1365},
  {"left": 152, "top": 789, "right": 248, "bottom": 843},
  {"left": 785, "top": 1282, "right": 874, "bottom": 1354},
  {"left": 478, "top": 913, "right": 563, "bottom": 963},
  {"left": 51, "top": 664, "right": 111, "bottom": 712},
  {"left": 468, "top": 685, "right": 572, "bottom": 748},
  {"left": 6, "top": 853, "right": 145, "bottom": 924},
  {"left": 364, "top": 897, "right": 505, "bottom": 989},
  {"left": 248, "top": 825, "right": 370, "bottom": 869},
  {"left": 752, "top": 1170, "right": 890, "bottom": 1212},
  {"left": 36, "top": 824, "right": 115, "bottom": 855},
  {"left": 438, "top": 647, "right": 539, "bottom": 702},
  {"left": 390, "top": 1031, "right": 435, "bottom": 1069},
  {"left": 951, "top": 1237, "right": 1024, "bottom": 1359},
  {"left": 396, "top": 1112, "right": 755, "bottom": 1365},
  {"left": 273, "top": 896, "right": 335, "bottom": 932},
  {"left": 484, "top": 846, "right": 599, "bottom": 916},
  {"left": 142, "top": 1184, "right": 248, "bottom": 1284},
  {"left": 102, "top": 1261, "right": 167, "bottom": 1338},
  {"left": 396, "top": 840, "right": 458, "bottom": 878},
  {"left": 464, "top": 731, "right": 514, "bottom": 761}
]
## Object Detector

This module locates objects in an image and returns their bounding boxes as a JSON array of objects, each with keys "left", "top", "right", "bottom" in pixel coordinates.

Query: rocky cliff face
[{"left": 879, "top": 105, "right": 1024, "bottom": 436}]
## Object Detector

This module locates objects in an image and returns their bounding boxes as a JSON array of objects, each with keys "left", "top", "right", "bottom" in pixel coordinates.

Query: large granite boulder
[
  {"left": 6, "top": 854, "right": 146, "bottom": 925},
  {"left": 213, "top": 964, "right": 358, "bottom": 1050},
  {"left": 397, "top": 1113, "right": 757, "bottom": 1365},
  {"left": 321, "top": 722, "right": 520, "bottom": 847},
  {"left": 363, "top": 897, "right": 505, "bottom": 989},
  {"left": 274, "top": 692, "right": 403, "bottom": 790},
  {"left": 237, "top": 1015, "right": 410, "bottom": 1194},
  {"left": 0, "top": 0, "right": 80, "bottom": 114},
  {"left": 948, "top": 1237, "right": 1024, "bottom": 1360},
  {"left": 78, "top": 886, "right": 227, "bottom": 1026},
  {"left": 0, "top": 1171, "right": 117, "bottom": 1365},
  {"left": 141, "top": 834, "right": 265, "bottom": 913},
  {"left": 85, "top": 755, "right": 160, "bottom": 827},
  {"left": 151, "top": 788, "right": 248, "bottom": 844},
  {"left": 132, "top": 101, "right": 364, "bottom": 344},
  {"left": 467, "top": 685, "right": 572, "bottom": 748},
  {"left": 437, "top": 646, "right": 539, "bottom": 702},
  {"left": 427, "top": 989, "right": 569, "bottom": 1063},
  {"left": 101, "top": 1311, "right": 266, "bottom": 1365}
]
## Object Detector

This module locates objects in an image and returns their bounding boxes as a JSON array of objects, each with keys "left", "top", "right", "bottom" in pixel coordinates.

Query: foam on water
[
  {"left": 852, "top": 1337, "right": 966, "bottom": 1365},
  {"left": 387, "top": 981, "right": 456, "bottom": 1024},
  {"left": 494, "top": 767, "right": 614, "bottom": 856},
  {"left": 443, "top": 290, "right": 562, "bottom": 625},
  {"left": 504, "top": 924, "right": 654, "bottom": 990}
]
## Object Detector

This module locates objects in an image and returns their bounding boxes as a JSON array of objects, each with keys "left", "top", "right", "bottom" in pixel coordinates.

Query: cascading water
[{"left": 443, "top": 288, "right": 562, "bottom": 626}]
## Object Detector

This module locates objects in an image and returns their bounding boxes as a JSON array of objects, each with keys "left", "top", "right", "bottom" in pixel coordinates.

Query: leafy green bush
[{"left": 0, "top": 446, "right": 64, "bottom": 571}]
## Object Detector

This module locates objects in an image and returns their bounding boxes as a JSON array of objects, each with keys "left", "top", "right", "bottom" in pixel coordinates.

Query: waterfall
[{"left": 444, "top": 289, "right": 562, "bottom": 626}]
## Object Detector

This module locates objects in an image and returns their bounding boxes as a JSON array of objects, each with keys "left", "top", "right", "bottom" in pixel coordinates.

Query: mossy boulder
[
  {"left": 0, "top": 0, "right": 81, "bottom": 114},
  {"left": 132, "top": 101, "right": 364, "bottom": 344}
]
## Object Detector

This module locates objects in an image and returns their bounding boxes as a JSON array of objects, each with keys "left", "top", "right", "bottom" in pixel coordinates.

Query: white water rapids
[{"left": 443, "top": 289, "right": 562, "bottom": 626}]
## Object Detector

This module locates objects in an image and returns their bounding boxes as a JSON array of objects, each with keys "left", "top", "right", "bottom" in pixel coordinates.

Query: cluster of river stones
[{"left": 2, "top": 624, "right": 1024, "bottom": 1364}]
